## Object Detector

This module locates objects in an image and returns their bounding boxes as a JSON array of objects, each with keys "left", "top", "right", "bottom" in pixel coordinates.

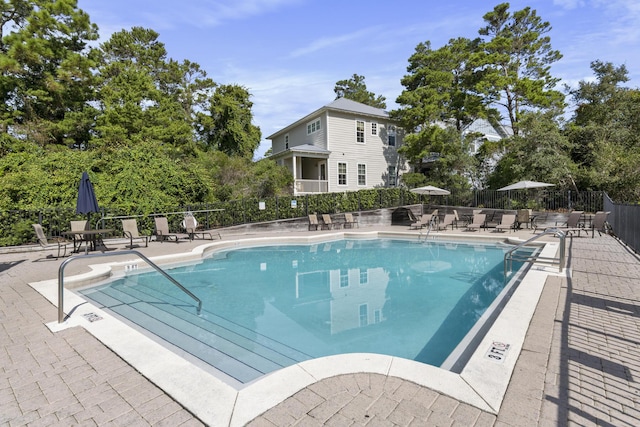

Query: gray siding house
[{"left": 268, "top": 98, "right": 408, "bottom": 195}]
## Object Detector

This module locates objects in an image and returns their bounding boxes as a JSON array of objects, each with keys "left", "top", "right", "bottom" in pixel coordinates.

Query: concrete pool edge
[{"left": 29, "top": 231, "right": 565, "bottom": 426}]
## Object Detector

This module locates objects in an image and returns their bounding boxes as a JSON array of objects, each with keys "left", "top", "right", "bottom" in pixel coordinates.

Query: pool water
[{"left": 79, "top": 238, "right": 528, "bottom": 383}]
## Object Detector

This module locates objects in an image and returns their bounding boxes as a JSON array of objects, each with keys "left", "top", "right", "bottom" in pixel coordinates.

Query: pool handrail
[
  {"left": 57, "top": 250, "right": 202, "bottom": 323},
  {"left": 504, "top": 227, "right": 566, "bottom": 276}
]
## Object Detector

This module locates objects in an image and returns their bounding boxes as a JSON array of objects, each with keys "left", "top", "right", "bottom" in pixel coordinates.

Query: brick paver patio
[{"left": 1, "top": 229, "right": 639, "bottom": 426}]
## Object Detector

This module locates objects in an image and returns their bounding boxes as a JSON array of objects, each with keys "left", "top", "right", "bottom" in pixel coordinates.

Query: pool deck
[{"left": 1, "top": 225, "right": 640, "bottom": 426}]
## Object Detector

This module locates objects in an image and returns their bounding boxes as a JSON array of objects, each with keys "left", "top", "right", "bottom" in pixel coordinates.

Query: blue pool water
[{"left": 79, "top": 238, "right": 529, "bottom": 383}]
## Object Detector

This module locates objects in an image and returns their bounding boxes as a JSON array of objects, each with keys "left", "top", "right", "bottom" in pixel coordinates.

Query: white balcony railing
[{"left": 295, "top": 179, "right": 328, "bottom": 194}]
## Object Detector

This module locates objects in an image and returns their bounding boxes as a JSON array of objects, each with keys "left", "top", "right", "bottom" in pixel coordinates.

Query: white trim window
[
  {"left": 388, "top": 165, "right": 397, "bottom": 186},
  {"left": 388, "top": 125, "right": 396, "bottom": 146},
  {"left": 356, "top": 120, "right": 365, "bottom": 143},
  {"left": 338, "top": 162, "right": 347, "bottom": 186},
  {"left": 307, "top": 118, "right": 321, "bottom": 135},
  {"left": 357, "top": 163, "right": 366, "bottom": 186},
  {"left": 371, "top": 122, "right": 378, "bottom": 136}
]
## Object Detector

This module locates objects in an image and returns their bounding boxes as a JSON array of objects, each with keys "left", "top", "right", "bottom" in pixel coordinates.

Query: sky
[{"left": 78, "top": 0, "right": 640, "bottom": 159}]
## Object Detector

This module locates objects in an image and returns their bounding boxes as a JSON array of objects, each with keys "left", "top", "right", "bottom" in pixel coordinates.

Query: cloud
[{"left": 288, "top": 27, "right": 382, "bottom": 58}]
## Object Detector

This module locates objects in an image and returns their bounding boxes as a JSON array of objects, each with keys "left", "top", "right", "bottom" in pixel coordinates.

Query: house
[{"left": 267, "top": 98, "right": 408, "bottom": 195}]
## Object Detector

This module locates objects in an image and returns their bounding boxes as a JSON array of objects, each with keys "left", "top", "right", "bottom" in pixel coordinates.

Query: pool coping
[{"left": 29, "top": 231, "right": 566, "bottom": 426}]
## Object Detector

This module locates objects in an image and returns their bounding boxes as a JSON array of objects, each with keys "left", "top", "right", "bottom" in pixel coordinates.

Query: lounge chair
[
  {"left": 70, "top": 220, "right": 91, "bottom": 252},
  {"left": 548, "top": 210, "right": 584, "bottom": 236},
  {"left": 153, "top": 217, "right": 179, "bottom": 242},
  {"left": 183, "top": 214, "right": 220, "bottom": 241},
  {"left": 410, "top": 214, "right": 432, "bottom": 230},
  {"left": 321, "top": 214, "right": 338, "bottom": 230},
  {"left": 344, "top": 213, "right": 358, "bottom": 228},
  {"left": 32, "top": 224, "right": 72, "bottom": 258},
  {"left": 308, "top": 214, "right": 319, "bottom": 231},
  {"left": 452, "top": 210, "right": 460, "bottom": 228},
  {"left": 466, "top": 213, "right": 486, "bottom": 231},
  {"left": 590, "top": 211, "right": 610, "bottom": 237},
  {"left": 121, "top": 219, "right": 149, "bottom": 248},
  {"left": 495, "top": 214, "right": 516, "bottom": 232},
  {"left": 437, "top": 214, "right": 455, "bottom": 231}
]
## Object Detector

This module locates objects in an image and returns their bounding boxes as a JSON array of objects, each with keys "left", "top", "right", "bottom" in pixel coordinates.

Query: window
[
  {"left": 356, "top": 120, "right": 365, "bottom": 143},
  {"left": 388, "top": 125, "right": 396, "bottom": 146},
  {"left": 357, "top": 164, "right": 366, "bottom": 186},
  {"left": 359, "top": 304, "right": 368, "bottom": 327},
  {"left": 388, "top": 166, "right": 397, "bottom": 186},
  {"left": 307, "top": 118, "right": 321, "bottom": 135},
  {"left": 359, "top": 269, "right": 368, "bottom": 285},
  {"left": 284, "top": 134, "right": 289, "bottom": 149},
  {"left": 340, "top": 269, "right": 349, "bottom": 288},
  {"left": 371, "top": 122, "right": 378, "bottom": 135},
  {"left": 338, "top": 162, "right": 347, "bottom": 185}
]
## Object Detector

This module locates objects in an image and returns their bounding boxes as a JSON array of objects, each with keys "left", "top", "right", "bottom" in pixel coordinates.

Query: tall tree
[
  {"left": 334, "top": 74, "right": 386, "bottom": 108},
  {"left": 476, "top": 2, "right": 564, "bottom": 135},
  {"left": 198, "top": 84, "right": 261, "bottom": 159},
  {"left": 567, "top": 61, "right": 640, "bottom": 202},
  {"left": 393, "top": 38, "right": 483, "bottom": 181},
  {"left": 0, "top": 0, "right": 98, "bottom": 143},
  {"left": 94, "top": 27, "right": 195, "bottom": 149}
]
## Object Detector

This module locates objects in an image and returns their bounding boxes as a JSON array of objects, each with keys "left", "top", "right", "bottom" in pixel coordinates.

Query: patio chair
[
  {"left": 321, "top": 214, "right": 338, "bottom": 230},
  {"left": 410, "top": 213, "right": 433, "bottom": 230},
  {"left": 153, "top": 217, "right": 179, "bottom": 243},
  {"left": 183, "top": 214, "right": 220, "bottom": 241},
  {"left": 437, "top": 214, "right": 455, "bottom": 231},
  {"left": 70, "top": 220, "right": 91, "bottom": 252},
  {"left": 344, "top": 213, "right": 358, "bottom": 228},
  {"left": 121, "top": 219, "right": 149, "bottom": 248},
  {"left": 548, "top": 210, "right": 584, "bottom": 236},
  {"left": 32, "top": 224, "right": 72, "bottom": 258},
  {"left": 495, "top": 214, "right": 517, "bottom": 233},
  {"left": 308, "top": 214, "right": 319, "bottom": 231},
  {"left": 466, "top": 213, "right": 486, "bottom": 231},
  {"left": 590, "top": 211, "right": 611, "bottom": 237}
]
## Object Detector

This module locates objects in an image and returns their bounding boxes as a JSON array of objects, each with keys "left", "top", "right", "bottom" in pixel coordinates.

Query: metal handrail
[
  {"left": 57, "top": 250, "right": 202, "bottom": 323},
  {"left": 504, "top": 228, "right": 566, "bottom": 276}
]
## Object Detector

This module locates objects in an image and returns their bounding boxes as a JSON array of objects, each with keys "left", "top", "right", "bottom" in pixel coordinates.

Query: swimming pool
[{"left": 77, "top": 238, "right": 531, "bottom": 384}]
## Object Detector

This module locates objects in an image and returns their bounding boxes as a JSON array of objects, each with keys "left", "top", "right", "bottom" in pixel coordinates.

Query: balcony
[{"left": 295, "top": 179, "right": 328, "bottom": 194}]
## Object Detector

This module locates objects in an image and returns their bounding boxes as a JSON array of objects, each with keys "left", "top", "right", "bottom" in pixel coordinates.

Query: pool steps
[{"left": 81, "top": 280, "right": 312, "bottom": 383}]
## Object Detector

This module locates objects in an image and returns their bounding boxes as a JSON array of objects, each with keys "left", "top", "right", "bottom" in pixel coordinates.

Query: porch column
[{"left": 292, "top": 154, "right": 298, "bottom": 195}]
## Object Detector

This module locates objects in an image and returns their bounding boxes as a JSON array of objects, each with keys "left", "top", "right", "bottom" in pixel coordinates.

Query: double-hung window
[
  {"left": 338, "top": 162, "right": 347, "bottom": 185},
  {"left": 388, "top": 166, "right": 397, "bottom": 186},
  {"left": 356, "top": 120, "right": 365, "bottom": 143},
  {"left": 357, "top": 164, "right": 366, "bottom": 186},
  {"left": 371, "top": 122, "right": 378, "bottom": 136},
  {"left": 307, "top": 118, "right": 321, "bottom": 135},
  {"left": 388, "top": 125, "right": 396, "bottom": 146}
]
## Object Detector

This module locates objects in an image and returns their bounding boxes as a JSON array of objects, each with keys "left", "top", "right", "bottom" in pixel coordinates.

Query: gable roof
[{"left": 267, "top": 98, "right": 391, "bottom": 140}]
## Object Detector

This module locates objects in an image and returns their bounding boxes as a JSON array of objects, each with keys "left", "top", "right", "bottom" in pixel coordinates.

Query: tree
[
  {"left": 393, "top": 38, "right": 483, "bottom": 184},
  {"left": 487, "top": 111, "right": 576, "bottom": 190},
  {"left": 334, "top": 74, "right": 386, "bottom": 108},
  {"left": 476, "top": 3, "right": 564, "bottom": 135},
  {"left": 198, "top": 84, "right": 261, "bottom": 159},
  {"left": 566, "top": 61, "right": 640, "bottom": 202},
  {"left": 0, "top": 0, "right": 98, "bottom": 144}
]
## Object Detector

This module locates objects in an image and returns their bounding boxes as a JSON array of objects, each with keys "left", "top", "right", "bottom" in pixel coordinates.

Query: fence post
[{"left": 568, "top": 190, "right": 571, "bottom": 211}]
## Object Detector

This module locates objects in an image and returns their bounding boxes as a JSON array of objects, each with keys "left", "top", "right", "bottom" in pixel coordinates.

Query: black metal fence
[
  {"left": 3, "top": 188, "right": 606, "bottom": 247},
  {"left": 604, "top": 194, "right": 640, "bottom": 254}
]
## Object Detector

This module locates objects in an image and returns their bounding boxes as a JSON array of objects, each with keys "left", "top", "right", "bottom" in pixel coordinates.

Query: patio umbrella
[
  {"left": 497, "top": 180, "right": 554, "bottom": 209},
  {"left": 410, "top": 185, "right": 450, "bottom": 214},
  {"left": 410, "top": 185, "right": 451, "bottom": 196},
  {"left": 76, "top": 171, "right": 100, "bottom": 225},
  {"left": 497, "top": 180, "right": 555, "bottom": 191}
]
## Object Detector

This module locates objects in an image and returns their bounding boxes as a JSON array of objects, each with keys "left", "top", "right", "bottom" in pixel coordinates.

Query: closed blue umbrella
[{"left": 76, "top": 171, "right": 100, "bottom": 221}]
